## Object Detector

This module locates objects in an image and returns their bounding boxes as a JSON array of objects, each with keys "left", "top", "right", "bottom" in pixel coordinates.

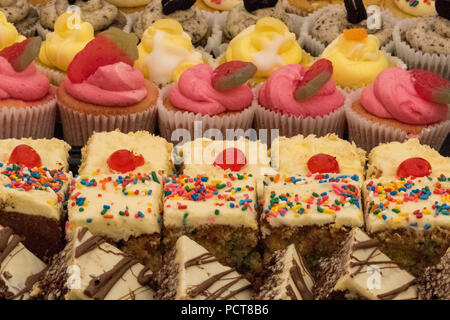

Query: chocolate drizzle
[
  {"left": 377, "top": 280, "right": 417, "bottom": 300},
  {"left": 74, "top": 234, "right": 105, "bottom": 258},
  {"left": 0, "top": 227, "right": 23, "bottom": 265},
  {"left": 289, "top": 258, "right": 314, "bottom": 300},
  {"left": 185, "top": 253, "right": 217, "bottom": 268},
  {"left": 137, "top": 267, "right": 153, "bottom": 286}
]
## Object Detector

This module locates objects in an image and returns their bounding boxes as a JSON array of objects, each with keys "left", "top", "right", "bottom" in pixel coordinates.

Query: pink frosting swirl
[
  {"left": 258, "top": 64, "right": 344, "bottom": 118},
  {"left": 64, "top": 62, "right": 148, "bottom": 107},
  {"left": 0, "top": 57, "right": 50, "bottom": 101},
  {"left": 361, "top": 68, "right": 448, "bottom": 125},
  {"left": 170, "top": 64, "right": 253, "bottom": 116}
]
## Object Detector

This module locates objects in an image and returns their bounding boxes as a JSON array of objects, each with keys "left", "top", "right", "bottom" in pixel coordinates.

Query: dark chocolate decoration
[
  {"left": 344, "top": 0, "right": 367, "bottom": 24},
  {"left": 162, "top": 0, "right": 196, "bottom": 15},
  {"left": 244, "top": 0, "right": 278, "bottom": 13},
  {"left": 68, "top": 0, "right": 89, "bottom": 4},
  {"left": 436, "top": 0, "right": 450, "bottom": 20}
]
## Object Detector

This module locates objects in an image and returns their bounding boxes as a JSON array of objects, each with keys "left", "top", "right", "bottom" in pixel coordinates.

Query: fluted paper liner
[
  {"left": 300, "top": 4, "right": 397, "bottom": 56},
  {"left": 393, "top": 18, "right": 450, "bottom": 79},
  {"left": 254, "top": 84, "right": 347, "bottom": 139},
  {"left": 58, "top": 99, "right": 158, "bottom": 147},
  {"left": 157, "top": 85, "right": 256, "bottom": 144},
  {"left": 345, "top": 88, "right": 450, "bottom": 151},
  {"left": 0, "top": 95, "right": 57, "bottom": 139},
  {"left": 35, "top": 61, "right": 66, "bottom": 86}
]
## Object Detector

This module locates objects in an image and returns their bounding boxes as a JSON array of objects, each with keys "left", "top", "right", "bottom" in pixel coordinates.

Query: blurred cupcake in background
[
  {"left": 345, "top": 67, "right": 450, "bottom": 151},
  {"left": 104, "top": 0, "right": 153, "bottom": 13},
  {"left": 0, "top": 37, "right": 57, "bottom": 139},
  {"left": 134, "top": 19, "right": 209, "bottom": 87},
  {"left": 222, "top": 17, "right": 312, "bottom": 85},
  {"left": 36, "top": 12, "right": 94, "bottom": 85},
  {"left": 320, "top": 28, "right": 405, "bottom": 91},
  {"left": 37, "top": 0, "right": 130, "bottom": 37},
  {"left": 382, "top": 0, "right": 436, "bottom": 19},
  {"left": 158, "top": 62, "right": 257, "bottom": 142},
  {"left": 133, "top": 0, "right": 210, "bottom": 46},
  {"left": 0, "top": 11, "right": 26, "bottom": 50},
  {"left": 57, "top": 27, "right": 159, "bottom": 146},
  {"left": 195, "top": 0, "right": 242, "bottom": 12},
  {"left": 255, "top": 59, "right": 346, "bottom": 138},
  {"left": 0, "top": 0, "right": 39, "bottom": 37}
]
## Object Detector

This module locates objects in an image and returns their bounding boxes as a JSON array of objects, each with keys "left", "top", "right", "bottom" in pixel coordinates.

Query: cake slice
[
  {"left": 68, "top": 171, "right": 164, "bottom": 271},
  {"left": 271, "top": 134, "right": 366, "bottom": 177},
  {"left": 33, "top": 227, "right": 155, "bottom": 300},
  {"left": 315, "top": 228, "right": 418, "bottom": 300},
  {"left": 260, "top": 173, "right": 364, "bottom": 272},
  {"left": 162, "top": 173, "right": 260, "bottom": 277},
  {"left": 155, "top": 235, "right": 254, "bottom": 300},
  {"left": 0, "top": 138, "right": 71, "bottom": 260},
  {"left": 0, "top": 225, "right": 47, "bottom": 300},
  {"left": 417, "top": 248, "right": 449, "bottom": 300},
  {"left": 78, "top": 130, "right": 174, "bottom": 176},
  {"left": 254, "top": 244, "right": 315, "bottom": 300}
]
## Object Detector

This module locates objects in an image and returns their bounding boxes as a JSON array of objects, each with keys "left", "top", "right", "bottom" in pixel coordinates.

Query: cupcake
[
  {"left": 346, "top": 67, "right": 450, "bottom": 151},
  {"left": 301, "top": 2, "right": 397, "bottom": 56},
  {"left": 223, "top": 17, "right": 313, "bottom": 85},
  {"left": 255, "top": 59, "right": 346, "bottom": 138},
  {"left": 320, "top": 28, "right": 405, "bottom": 90},
  {"left": 104, "top": 0, "right": 153, "bottom": 13},
  {"left": 394, "top": 7, "right": 450, "bottom": 79},
  {"left": 158, "top": 62, "right": 256, "bottom": 142},
  {"left": 134, "top": 19, "right": 208, "bottom": 87},
  {"left": 223, "top": 0, "right": 294, "bottom": 41},
  {"left": 0, "top": 37, "right": 57, "bottom": 139},
  {"left": 57, "top": 27, "right": 159, "bottom": 146},
  {"left": 36, "top": 12, "right": 94, "bottom": 85},
  {"left": 0, "top": 11, "right": 26, "bottom": 50},
  {"left": 133, "top": 0, "right": 210, "bottom": 46},
  {"left": 285, "top": 0, "right": 381, "bottom": 16},
  {"left": 195, "top": 0, "right": 242, "bottom": 12},
  {"left": 0, "top": 0, "right": 39, "bottom": 37},
  {"left": 37, "top": 0, "right": 130, "bottom": 37},
  {"left": 382, "top": 0, "right": 436, "bottom": 19}
]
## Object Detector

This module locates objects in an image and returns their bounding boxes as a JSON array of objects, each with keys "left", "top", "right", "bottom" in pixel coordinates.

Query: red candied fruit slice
[
  {"left": 307, "top": 153, "right": 340, "bottom": 174},
  {"left": 295, "top": 59, "right": 333, "bottom": 102},
  {"left": 0, "top": 37, "right": 41, "bottom": 72},
  {"left": 67, "top": 34, "right": 134, "bottom": 84},
  {"left": 396, "top": 157, "right": 432, "bottom": 178},
  {"left": 8, "top": 144, "right": 42, "bottom": 168},
  {"left": 213, "top": 148, "right": 247, "bottom": 171},
  {"left": 212, "top": 61, "right": 257, "bottom": 91},
  {"left": 107, "top": 149, "right": 145, "bottom": 173},
  {"left": 411, "top": 69, "right": 450, "bottom": 104}
]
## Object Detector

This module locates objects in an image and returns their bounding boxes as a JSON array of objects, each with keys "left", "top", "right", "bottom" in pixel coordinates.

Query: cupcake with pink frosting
[
  {"left": 158, "top": 62, "right": 257, "bottom": 142},
  {"left": 57, "top": 27, "right": 159, "bottom": 146},
  {"left": 346, "top": 67, "right": 450, "bottom": 151},
  {"left": 0, "top": 37, "right": 57, "bottom": 139},
  {"left": 255, "top": 59, "right": 346, "bottom": 138}
]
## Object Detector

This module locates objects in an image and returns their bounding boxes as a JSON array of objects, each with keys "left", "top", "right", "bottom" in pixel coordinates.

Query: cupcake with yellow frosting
[
  {"left": 320, "top": 28, "right": 405, "bottom": 90},
  {"left": 382, "top": 0, "right": 436, "bottom": 19},
  {"left": 36, "top": 12, "right": 95, "bottom": 85},
  {"left": 104, "top": 0, "right": 152, "bottom": 13},
  {"left": 0, "top": 0, "right": 39, "bottom": 37},
  {"left": 0, "top": 11, "right": 26, "bottom": 50},
  {"left": 134, "top": 19, "right": 208, "bottom": 87},
  {"left": 222, "top": 17, "right": 313, "bottom": 85}
]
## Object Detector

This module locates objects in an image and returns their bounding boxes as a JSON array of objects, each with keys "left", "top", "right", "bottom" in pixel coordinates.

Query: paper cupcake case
[
  {"left": 35, "top": 62, "right": 66, "bottom": 86},
  {"left": 254, "top": 84, "right": 347, "bottom": 139},
  {"left": 0, "top": 97, "right": 57, "bottom": 139},
  {"left": 157, "top": 85, "right": 256, "bottom": 144},
  {"left": 299, "top": 4, "right": 398, "bottom": 57},
  {"left": 345, "top": 88, "right": 450, "bottom": 152},
  {"left": 393, "top": 18, "right": 450, "bottom": 80},
  {"left": 57, "top": 100, "right": 158, "bottom": 146}
]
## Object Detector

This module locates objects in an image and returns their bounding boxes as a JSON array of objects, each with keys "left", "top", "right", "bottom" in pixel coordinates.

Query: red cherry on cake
[
  {"left": 396, "top": 157, "right": 432, "bottom": 178},
  {"left": 8, "top": 144, "right": 42, "bottom": 168},
  {"left": 107, "top": 149, "right": 145, "bottom": 173},
  {"left": 307, "top": 153, "right": 340, "bottom": 174},
  {"left": 213, "top": 148, "right": 247, "bottom": 171}
]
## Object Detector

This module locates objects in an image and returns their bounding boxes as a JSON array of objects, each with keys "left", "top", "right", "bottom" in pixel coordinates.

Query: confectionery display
[{"left": 0, "top": 0, "right": 448, "bottom": 301}]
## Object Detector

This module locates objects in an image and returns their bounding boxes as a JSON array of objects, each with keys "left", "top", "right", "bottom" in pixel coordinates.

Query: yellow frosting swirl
[
  {"left": 225, "top": 17, "right": 306, "bottom": 81},
  {"left": 38, "top": 12, "right": 95, "bottom": 72},
  {"left": 320, "top": 32, "right": 389, "bottom": 88},
  {"left": 135, "top": 19, "right": 204, "bottom": 85},
  {"left": 0, "top": 11, "right": 25, "bottom": 50}
]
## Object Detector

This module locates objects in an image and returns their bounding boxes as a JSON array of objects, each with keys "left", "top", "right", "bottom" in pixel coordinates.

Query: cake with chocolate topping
[
  {"left": 0, "top": 138, "right": 71, "bottom": 260},
  {"left": 260, "top": 173, "right": 364, "bottom": 273},
  {"left": 254, "top": 244, "right": 315, "bottom": 300},
  {"left": 162, "top": 173, "right": 260, "bottom": 278},
  {"left": 315, "top": 227, "right": 418, "bottom": 300},
  {"left": 155, "top": 235, "right": 254, "bottom": 300},
  {"left": 0, "top": 225, "right": 47, "bottom": 300},
  {"left": 417, "top": 248, "right": 449, "bottom": 300},
  {"left": 33, "top": 227, "right": 155, "bottom": 300}
]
